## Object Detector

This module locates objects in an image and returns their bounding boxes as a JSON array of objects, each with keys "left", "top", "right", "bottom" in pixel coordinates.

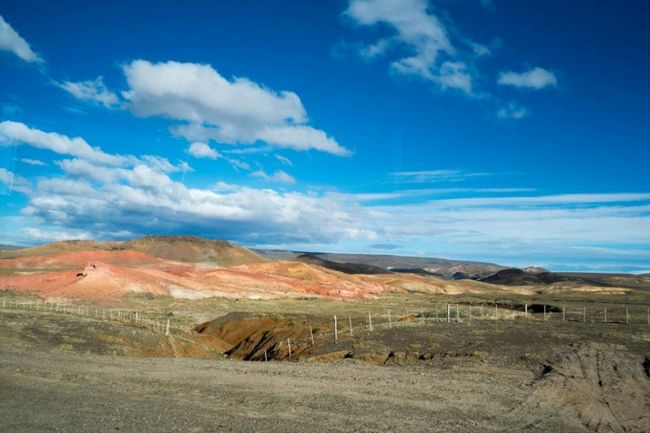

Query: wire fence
[
  {"left": 0, "top": 298, "right": 181, "bottom": 335},
  {"left": 2, "top": 298, "right": 649, "bottom": 361}
]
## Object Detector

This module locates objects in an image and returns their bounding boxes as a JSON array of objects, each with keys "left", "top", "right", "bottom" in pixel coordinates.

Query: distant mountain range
[{"left": 253, "top": 249, "right": 506, "bottom": 279}]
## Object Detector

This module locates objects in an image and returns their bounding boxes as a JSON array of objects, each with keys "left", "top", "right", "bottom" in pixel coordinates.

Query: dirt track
[{"left": 1, "top": 343, "right": 647, "bottom": 433}]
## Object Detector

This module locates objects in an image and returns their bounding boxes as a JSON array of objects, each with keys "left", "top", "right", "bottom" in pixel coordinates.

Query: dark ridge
[
  {"left": 480, "top": 268, "right": 650, "bottom": 289},
  {"left": 296, "top": 253, "right": 391, "bottom": 275},
  {"left": 391, "top": 268, "right": 444, "bottom": 278}
]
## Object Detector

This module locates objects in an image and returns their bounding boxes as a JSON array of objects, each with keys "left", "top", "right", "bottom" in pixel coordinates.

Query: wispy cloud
[
  {"left": 497, "top": 102, "right": 528, "bottom": 119},
  {"left": 0, "top": 15, "right": 43, "bottom": 63},
  {"left": 20, "top": 158, "right": 47, "bottom": 166},
  {"left": 0, "top": 120, "right": 190, "bottom": 173},
  {"left": 344, "top": 0, "right": 474, "bottom": 94},
  {"left": 55, "top": 76, "right": 119, "bottom": 108},
  {"left": 251, "top": 169, "right": 296, "bottom": 185},
  {"left": 389, "top": 169, "right": 490, "bottom": 184},
  {"left": 498, "top": 67, "right": 557, "bottom": 90},
  {"left": 0, "top": 167, "right": 31, "bottom": 194},
  {"left": 329, "top": 187, "right": 536, "bottom": 203}
]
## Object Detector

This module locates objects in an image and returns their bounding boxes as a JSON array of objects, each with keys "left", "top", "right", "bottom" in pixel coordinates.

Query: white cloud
[
  {"left": 0, "top": 15, "right": 43, "bottom": 63},
  {"left": 20, "top": 158, "right": 47, "bottom": 166},
  {"left": 22, "top": 161, "right": 369, "bottom": 245},
  {"left": 3, "top": 123, "right": 369, "bottom": 245},
  {"left": 0, "top": 121, "right": 190, "bottom": 173},
  {"left": 0, "top": 167, "right": 31, "bottom": 194},
  {"left": 23, "top": 227, "right": 91, "bottom": 242},
  {"left": 0, "top": 120, "right": 128, "bottom": 166},
  {"left": 122, "top": 60, "right": 350, "bottom": 156},
  {"left": 390, "top": 169, "right": 489, "bottom": 183},
  {"left": 498, "top": 67, "right": 557, "bottom": 90},
  {"left": 56, "top": 77, "right": 119, "bottom": 108},
  {"left": 276, "top": 155, "right": 293, "bottom": 166},
  {"left": 345, "top": 0, "right": 474, "bottom": 94},
  {"left": 188, "top": 142, "right": 219, "bottom": 159},
  {"left": 251, "top": 169, "right": 296, "bottom": 185},
  {"left": 497, "top": 102, "right": 528, "bottom": 119}
]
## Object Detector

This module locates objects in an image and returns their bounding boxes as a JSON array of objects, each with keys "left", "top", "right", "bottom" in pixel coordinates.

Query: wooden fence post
[
  {"left": 562, "top": 306, "right": 565, "bottom": 322},
  {"left": 525, "top": 303, "right": 528, "bottom": 319},
  {"left": 264, "top": 350, "right": 268, "bottom": 362},
  {"left": 368, "top": 312, "right": 373, "bottom": 332},
  {"left": 287, "top": 338, "right": 292, "bottom": 358},
  {"left": 309, "top": 326, "right": 315, "bottom": 347},
  {"left": 334, "top": 315, "right": 338, "bottom": 341},
  {"left": 495, "top": 303, "right": 498, "bottom": 319},
  {"left": 626, "top": 307, "right": 629, "bottom": 324},
  {"left": 165, "top": 319, "right": 170, "bottom": 336},
  {"left": 604, "top": 307, "right": 607, "bottom": 323},
  {"left": 543, "top": 305, "right": 547, "bottom": 320},
  {"left": 447, "top": 304, "right": 451, "bottom": 323},
  {"left": 349, "top": 316, "right": 353, "bottom": 335}
]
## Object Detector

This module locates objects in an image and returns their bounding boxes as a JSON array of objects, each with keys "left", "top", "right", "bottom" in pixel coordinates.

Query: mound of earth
[
  {"left": 516, "top": 343, "right": 650, "bottom": 433},
  {"left": 195, "top": 313, "right": 323, "bottom": 360},
  {"left": 121, "top": 235, "right": 263, "bottom": 265}
]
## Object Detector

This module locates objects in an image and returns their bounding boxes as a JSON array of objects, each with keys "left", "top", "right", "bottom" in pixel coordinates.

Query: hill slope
[{"left": 0, "top": 236, "right": 264, "bottom": 266}]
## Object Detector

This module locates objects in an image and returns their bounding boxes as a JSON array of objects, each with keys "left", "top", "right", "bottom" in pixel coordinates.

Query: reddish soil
[{"left": 0, "top": 248, "right": 528, "bottom": 301}]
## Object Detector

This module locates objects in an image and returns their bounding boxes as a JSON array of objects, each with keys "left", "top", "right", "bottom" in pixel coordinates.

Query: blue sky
[{"left": 0, "top": 0, "right": 649, "bottom": 272}]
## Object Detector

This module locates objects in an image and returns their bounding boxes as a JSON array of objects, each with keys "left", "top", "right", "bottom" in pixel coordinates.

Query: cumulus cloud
[
  {"left": 251, "top": 169, "right": 296, "bottom": 185},
  {"left": 187, "top": 142, "right": 219, "bottom": 159},
  {"left": 56, "top": 77, "right": 119, "bottom": 108},
  {"left": 498, "top": 67, "right": 557, "bottom": 90},
  {"left": 3, "top": 123, "right": 370, "bottom": 245},
  {"left": 344, "top": 0, "right": 474, "bottom": 94},
  {"left": 0, "top": 167, "right": 31, "bottom": 194},
  {"left": 23, "top": 161, "right": 370, "bottom": 245},
  {"left": 121, "top": 60, "right": 350, "bottom": 156},
  {"left": 0, "top": 15, "right": 43, "bottom": 63}
]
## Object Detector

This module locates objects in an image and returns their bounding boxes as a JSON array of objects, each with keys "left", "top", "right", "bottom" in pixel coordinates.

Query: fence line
[
  {"left": 2, "top": 298, "right": 649, "bottom": 361},
  {"left": 0, "top": 298, "right": 181, "bottom": 335}
]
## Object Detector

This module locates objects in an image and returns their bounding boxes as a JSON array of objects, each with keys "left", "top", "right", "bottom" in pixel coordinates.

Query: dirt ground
[
  {"left": 1, "top": 303, "right": 649, "bottom": 433},
  {"left": 1, "top": 343, "right": 638, "bottom": 433}
]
